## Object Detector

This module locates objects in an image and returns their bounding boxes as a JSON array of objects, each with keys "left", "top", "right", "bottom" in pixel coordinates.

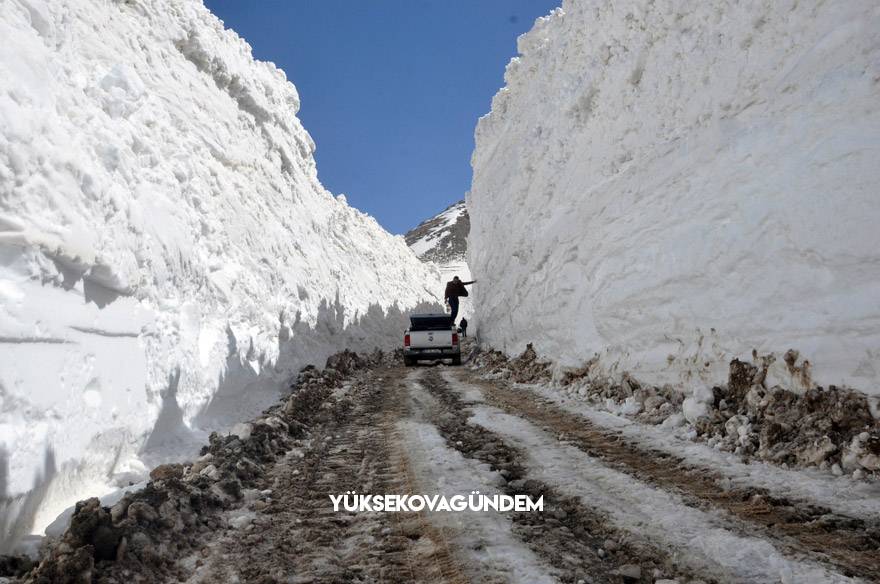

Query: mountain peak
[{"left": 405, "top": 200, "right": 469, "bottom": 264}]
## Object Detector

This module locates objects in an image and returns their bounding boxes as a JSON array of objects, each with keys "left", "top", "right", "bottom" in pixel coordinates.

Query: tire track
[
  {"left": 203, "top": 366, "right": 466, "bottom": 584},
  {"left": 453, "top": 368, "right": 879, "bottom": 582},
  {"left": 411, "top": 368, "right": 703, "bottom": 584}
]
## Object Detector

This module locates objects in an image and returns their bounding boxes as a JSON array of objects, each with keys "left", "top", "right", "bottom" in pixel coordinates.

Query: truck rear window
[{"left": 409, "top": 315, "right": 453, "bottom": 331}]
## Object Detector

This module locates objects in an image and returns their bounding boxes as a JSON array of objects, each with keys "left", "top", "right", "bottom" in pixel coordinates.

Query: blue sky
[{"left": 203, "top": 0, "right": 560, "bottom": 234}]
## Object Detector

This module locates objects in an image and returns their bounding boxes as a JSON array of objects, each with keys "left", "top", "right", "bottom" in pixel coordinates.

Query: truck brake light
[
  {"left": 452, "top": 333, "right": 459, "bottom": 345},
  {"left": 404, "top": 334, "right": 411, "bottom": 347}
]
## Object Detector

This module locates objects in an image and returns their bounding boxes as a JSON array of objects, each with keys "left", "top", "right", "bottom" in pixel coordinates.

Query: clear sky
[{"left": 203, "top": 0, "right": 561, "bottom": 234}]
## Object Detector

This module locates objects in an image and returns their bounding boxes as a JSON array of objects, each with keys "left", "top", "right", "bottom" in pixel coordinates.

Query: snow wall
[
  {"left": 0, "top": 0, "right": 441, "bottom": 544},
  {"left": 469, "top": 1, "right": 880, "bottom": 395}
]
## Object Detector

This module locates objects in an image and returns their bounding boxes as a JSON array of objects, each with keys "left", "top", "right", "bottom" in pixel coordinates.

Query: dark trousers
[{"left": 448, "top": 296, "right": 460, "bottom": 322}]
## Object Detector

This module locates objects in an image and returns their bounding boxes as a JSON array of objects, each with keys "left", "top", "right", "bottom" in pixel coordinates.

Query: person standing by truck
[{"left": 444, "top": 276, "right": 476, "bottom": 323}]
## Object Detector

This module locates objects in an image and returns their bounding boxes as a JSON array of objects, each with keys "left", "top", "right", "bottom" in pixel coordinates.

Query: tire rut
[
  {"left": 205, "top": 366, "right": 467, "bottom": 584},
  {"left": 458, "top": 369, "right": 880, "bottom": 582},
  {"left": 415, "top": 368, "right": 704, "bottom": 584}
]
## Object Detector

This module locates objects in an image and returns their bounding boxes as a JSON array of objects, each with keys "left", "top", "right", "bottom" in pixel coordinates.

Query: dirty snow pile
[
  {"left": 471, "top": 344, "right": 880, "bottom": 478},
  {"left": 22, "top": 349, "right": 376, "bottom": 584},
  {"left": 406, "top": 200, "right": 475, "bottom": 324},
  {"left": 0, "top": 0, "right": 440, "bottom": 545},
  {"left": 469, "top": 1, "right": 880, "bottom": 396}
]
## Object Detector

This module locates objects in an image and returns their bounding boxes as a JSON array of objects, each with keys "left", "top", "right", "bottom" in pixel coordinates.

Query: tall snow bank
[
  {"left": 0, "top": 0, "right": 440, "bottom": 543},
  {"left": 470, "top": 2, "right": 880, "bottom": 395}
]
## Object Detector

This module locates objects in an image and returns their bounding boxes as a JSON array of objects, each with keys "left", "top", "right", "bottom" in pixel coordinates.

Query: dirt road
[
  {"left": 19, "top": 355, "right": 880, "bottom": 584},
  {"left": 187, "top": 361, "right": 878, "bottom": 584}
]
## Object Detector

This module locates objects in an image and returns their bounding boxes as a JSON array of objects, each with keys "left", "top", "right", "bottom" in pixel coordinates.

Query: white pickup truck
[{"left": 403, "top": 313, "right": 461, "bottom": 366}]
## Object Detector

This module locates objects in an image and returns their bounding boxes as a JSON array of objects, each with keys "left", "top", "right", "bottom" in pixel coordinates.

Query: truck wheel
[
  {"left": 404, "top": 356, "right": 415, "bottom": 367},
  {"left": 451, "top": 355, "right": 462, "bottom": 366}
]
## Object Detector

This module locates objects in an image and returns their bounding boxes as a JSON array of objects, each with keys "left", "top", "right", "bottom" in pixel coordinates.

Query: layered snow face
[
  {"left": 0, "top": 0, "right": 440, "bottom": 543},
  {"left": 470, "top": 1, "right": 880, "bottom": 394},
  {"left": 406, "top": 201, "right": 475, "bottom": 324}
]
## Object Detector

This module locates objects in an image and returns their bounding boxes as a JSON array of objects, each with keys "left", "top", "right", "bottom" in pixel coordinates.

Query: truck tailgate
[{"left": 409, "top": 330, "right": 452, "bottom": 348}]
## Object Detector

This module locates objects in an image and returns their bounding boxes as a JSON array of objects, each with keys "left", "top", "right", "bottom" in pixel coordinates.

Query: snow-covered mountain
[
  {"left": 405, "top": 200, "right": 475, "bottom": 323},
  {"left": 469, "top": 1, "right": 880, "bottom": 395},
  {"left": 0, "top": 0, "right": 440, "bottom": 544},
  {"left": 405, "top": 200, "right": 469, "bottom": 265}
]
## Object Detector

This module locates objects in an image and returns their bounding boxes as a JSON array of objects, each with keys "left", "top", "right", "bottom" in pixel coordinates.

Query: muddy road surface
[{"left": 16, "top": 355, "right": 880, "bottom": 584}]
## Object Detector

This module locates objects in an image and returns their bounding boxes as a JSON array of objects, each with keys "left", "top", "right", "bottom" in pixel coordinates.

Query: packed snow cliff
[
  {"left": 469, "top": 1, "right": 880, "bottom": 396},
  {"left": 406, "top": 200, "right": 475, "bottom": 324},
  {"left": 0, "top": 0, "right": 440, "bottom": 545}
]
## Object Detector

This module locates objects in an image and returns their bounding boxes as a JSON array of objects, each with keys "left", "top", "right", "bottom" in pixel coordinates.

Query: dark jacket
[{"left": 444, "top": 280, "right": 474, "bottom": 300}]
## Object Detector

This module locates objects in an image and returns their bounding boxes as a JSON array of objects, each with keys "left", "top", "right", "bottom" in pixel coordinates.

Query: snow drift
[
  {"left": 469, "top": 1, "right": 880, "bottom": 395},
  {"left": 0, "top": 0, "right": 440, "bottom": 543}
]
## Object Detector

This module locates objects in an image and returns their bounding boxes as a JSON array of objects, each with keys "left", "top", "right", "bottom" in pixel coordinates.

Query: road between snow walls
[{"left": 4, "top": 343, "right": 879, "bottom": 583}]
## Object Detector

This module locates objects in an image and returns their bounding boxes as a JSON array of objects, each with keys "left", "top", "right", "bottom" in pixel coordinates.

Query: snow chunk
[{"left": 682, "top": 385, "right": 714, "bottom": 424}]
